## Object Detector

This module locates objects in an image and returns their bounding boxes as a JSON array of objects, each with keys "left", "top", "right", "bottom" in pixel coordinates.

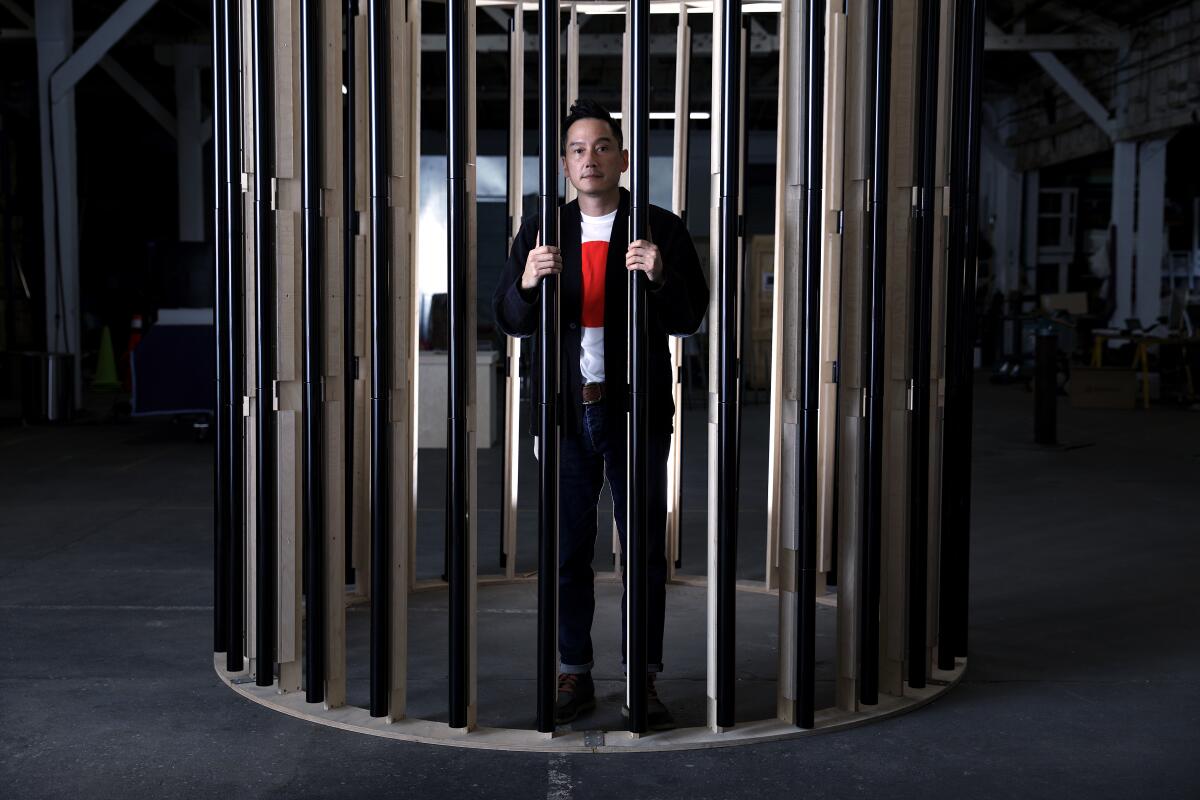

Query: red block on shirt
[{"left": 581, "top": 240, "right": 608, "bottom": 328}]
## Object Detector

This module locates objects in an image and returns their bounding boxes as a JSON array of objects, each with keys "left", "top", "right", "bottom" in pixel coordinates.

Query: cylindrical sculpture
[{"left": 213, "top": 0, "right": 985, "bottom": 752}]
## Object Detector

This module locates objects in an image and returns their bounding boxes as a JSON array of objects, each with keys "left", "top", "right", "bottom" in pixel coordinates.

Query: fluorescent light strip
[
  {"left": 475, "top": 1, "right": 781, "bottom": 14},
  {"left": 609, "top": 111, "right": 711, "bottom": 120}
]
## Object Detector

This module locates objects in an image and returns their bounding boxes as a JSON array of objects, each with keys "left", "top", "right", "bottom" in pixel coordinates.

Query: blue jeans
[{"left": 557, "top": 401, "right": 669, "bottom": 675}]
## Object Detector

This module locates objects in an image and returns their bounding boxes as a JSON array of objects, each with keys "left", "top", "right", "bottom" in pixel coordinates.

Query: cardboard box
[
  {"left": 1070, "top": 367, "right": 1135, "bottom": 409},
  {"left": 1041, "top": 292, "right": 1089, "bottom": 315}
]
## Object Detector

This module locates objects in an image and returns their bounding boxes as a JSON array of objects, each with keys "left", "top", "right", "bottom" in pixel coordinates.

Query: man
[{"left": 492, "top": 99, "right": 708, "bottom": 730}]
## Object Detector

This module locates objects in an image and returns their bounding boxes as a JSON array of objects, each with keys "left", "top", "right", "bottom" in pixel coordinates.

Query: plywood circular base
[{"left": 215, "top": 658, "right": 965, "bottom": 753}]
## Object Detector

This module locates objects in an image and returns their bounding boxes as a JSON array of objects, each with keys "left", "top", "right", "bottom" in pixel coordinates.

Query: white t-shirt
[{"left": 579, "top": 209, "right": 616, "bottom": 384}]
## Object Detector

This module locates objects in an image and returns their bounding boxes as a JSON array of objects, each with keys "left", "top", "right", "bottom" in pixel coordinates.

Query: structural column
[
  {"left": 173, "top": 45, "right": 208, "bottom": 243},
  {"left": 1135, "top": 138, "right": 1168, "bottom": 327},
  {"left": 1110, "top": 143, "right": 1135, "bottom": 325},
  {"left": 35, "top": 0, "right": 81, "bottom": 407}
]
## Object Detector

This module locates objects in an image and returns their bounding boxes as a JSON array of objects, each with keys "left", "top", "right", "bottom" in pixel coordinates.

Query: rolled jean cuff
[{"left": 560, "top": 660, "right": 594, "bottom": 675}]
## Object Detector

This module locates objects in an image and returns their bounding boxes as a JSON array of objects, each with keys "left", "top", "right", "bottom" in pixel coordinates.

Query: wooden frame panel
[
  {"left": 385, "top": 0, "right": 422, "bottom": 722},
  {"left": 501, "top": 6, "right": 525, "bottom": 581},
  {"left": 665, "top": 3, "right": 691, "bottom": 584},
  {"left": 565, "top": 3, "right": 580, "bottom": 204},
  {"left": 833, "top": 0, "right": 870, "bottom": 713},
  {"left": 924, "top": 0, "right": 954, "bottom": 684},
  {"left": 350, "top": 4, "right": 372, "bottom": 600},
  {"left": 705, "top": 0, "right": 724, "bottom": 732},
  {"left": 815, "top": 4, "right": 847, "bottom": 579},
  {"left": 276, "top": 0, "right": 306, "bottom": 697},
  {"left": 321, "top": 0, "right": 348, "bottom": 709},
  {"left": 880, "top": 0, "right": 919, "bottom": 698},
  {"left": 772, "top": 0, "right": 802, "bottom": 725}
]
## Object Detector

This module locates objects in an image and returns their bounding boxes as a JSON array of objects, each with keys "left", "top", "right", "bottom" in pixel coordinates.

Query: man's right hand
[{"left": 521, "top": 240, "right": 563, "bottom": 290}]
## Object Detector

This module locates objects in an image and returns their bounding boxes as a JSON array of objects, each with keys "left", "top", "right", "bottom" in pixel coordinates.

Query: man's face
[{"left": 561, "top": 117, "right": 629, "bottom": 198}]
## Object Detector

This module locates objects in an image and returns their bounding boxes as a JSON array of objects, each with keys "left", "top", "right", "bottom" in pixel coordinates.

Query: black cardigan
[{"left": 492, "top": 188, "right": 709, "bottom": 437}]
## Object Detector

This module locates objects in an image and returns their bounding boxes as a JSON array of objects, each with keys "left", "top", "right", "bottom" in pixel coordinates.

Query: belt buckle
[{"left": 581, "top": 382, "right": 604, "bottom": 405}]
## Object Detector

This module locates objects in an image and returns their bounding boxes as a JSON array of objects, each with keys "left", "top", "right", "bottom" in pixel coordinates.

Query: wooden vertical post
[
  {"left": 274, "top": 0, "right": 304, "bottom": 697},
  {"left": 880, "top": 0, "right": 919, "bottom": 698},
  {"left": 320, "top": 0, "right": 347, "bottom": 710},
  {"left": 501, "top": 5, "right": 524, "bottom": 581},
  {"left": 564, "top": 3, "right": 579, "bottom": 204},
  {"left": 833, "top": 0, "right": 871, "bottom": 713},
  {"left": 385, "top": 0, "right": 421, "bottom": 722},
  {"left": 924, "top": 0, "right": 954, "bottom": 687},
  {"left": 772, "top": 0, "right": 801, "bottom": 726},
  {"left": 815, "top": 3, "right": 847, "bottom": 585},
  {"left": 350, "top": 1, "right": 372, "bottom": 600},
  {"left": 706, "top": 0, "right": 725, "bottom": 732},
  {"left": 665, "top": 2, "right": 691, "bottom": 583}
]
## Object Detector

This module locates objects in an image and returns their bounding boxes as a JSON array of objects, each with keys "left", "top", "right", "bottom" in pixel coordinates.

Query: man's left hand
[{"left": 626, "top": 239, "right": 664, "bottom": 285}]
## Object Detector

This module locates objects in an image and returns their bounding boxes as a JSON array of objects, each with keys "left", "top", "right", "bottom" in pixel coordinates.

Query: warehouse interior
[{"left": 2, "top": 0, "right": 1199, "bottom": 797}]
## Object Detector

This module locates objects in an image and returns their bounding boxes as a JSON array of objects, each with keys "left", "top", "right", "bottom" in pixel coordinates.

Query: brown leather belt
[{"left": 581, "top": 382, "right": 605, "bottom": 405}]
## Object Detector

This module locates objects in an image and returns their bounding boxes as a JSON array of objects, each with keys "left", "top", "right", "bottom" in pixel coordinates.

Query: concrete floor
[{"left": 1, "top": 379, "right": 1198, "bottom": 798}]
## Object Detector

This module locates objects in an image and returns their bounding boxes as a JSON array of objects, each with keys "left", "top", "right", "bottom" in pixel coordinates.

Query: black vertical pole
[
  {"left": 938, "top": 0, "right": 984, "bottom": 672},
  {"left": 931, "top": 0, "right": 989, "bottom": 681},
  {"left": 954, "top": 0, "right": 986, "bottom": 659},
  {"left": 343, "top": 0, "right": 358, "bottom": 586},
  {"left": 937, "top": 0, "right": 968, "bottom": 673},
  {"left": 252, "top": 0, "right": 277, "bottom": 690},
  {"left": 446, "top": 0, "right": 471, "bottom": 730},
  {"left": 500, "top": 14, "right": 514, "bottom": 572},
  {"left": 860, "top": 0, "right": 891, "bottom": 707},
  {"left": 301, "top": 0, "right": 326, "bottom": 705},
  {"left": 715, "top": 0, "right": 741, "bottom": 732},
  {"left": 367, "top": 0, "right": 392, "bottom": 718},
  {"left": 250, "top": 0, "right": 276, "bottom": 690},
  {"left": 223, "top": 0, "right": 245, "bottom": 674},
  {"left": 535, "top": 0, "right": 561, "bottom": 735},
  {"left": 212, "top": 0, "right": 230, "bottom": 656},
  {"left": 627, "top": 0, "right": 651, "bottom": 735},
  {"left": 794, "top": 0, "right": 825, "bottom": 731},
  {"left": 907, "top": 0, "right": 941, "bottom": 691}
]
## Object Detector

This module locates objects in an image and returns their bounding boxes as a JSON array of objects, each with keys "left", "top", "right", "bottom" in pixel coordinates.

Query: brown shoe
[
  {"left": 620, "top": 672, "right": 675, "bottom": 731},
  {"left": 555, "top": 671, "right": 596, "bottom": 725}
]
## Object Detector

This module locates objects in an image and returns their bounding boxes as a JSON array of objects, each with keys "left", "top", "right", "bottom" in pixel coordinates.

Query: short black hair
[{"left": 561, "top": 99, "right": 623, "bottom": 154}]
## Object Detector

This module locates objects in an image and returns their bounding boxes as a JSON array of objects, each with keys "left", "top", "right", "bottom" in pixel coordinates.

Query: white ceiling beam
[
  {"left": 985, "top": 33, "right": 1122, "bottom": 51},
  {"left": 11, "top": 0, "right": 175, "bottom": 136},
  {"left": 987, "top": 20, "right": 1115, "bottom": 140},
  {"left": 1028, "top": 52, "right": 1114, "bottom": 139},
  {"left": 423, "top": 30, "right": 780, "bottom": 53},
  {"left": 50, "top": 0, "right": 160, "bottom": 102},
  {"left": 480, "top": 5, "right": 510, "bottom": 33},
  {"left": 0, "top": 0, "right": 32, "bottom": 27},
  {"left": 98, "top": 56, "right": 176, "bottom": 137}
]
